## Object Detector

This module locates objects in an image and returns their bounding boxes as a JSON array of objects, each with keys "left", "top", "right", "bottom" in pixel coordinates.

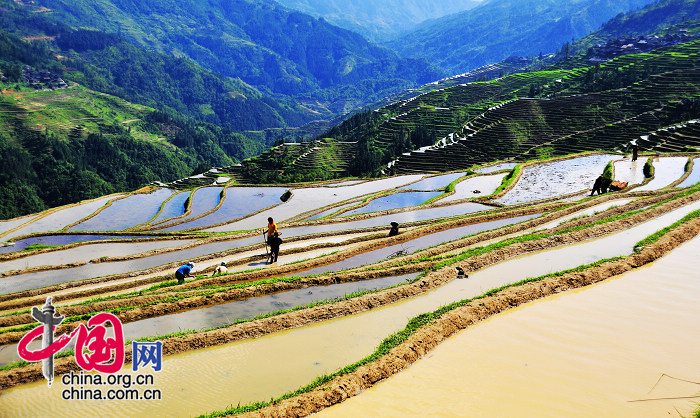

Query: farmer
[
  {"left": 265, "top": 217, "right": 278, "bottom": 245},
  {"left": 631, "top": 141, "right": 639, "bottom": 161},
  {"left": 268, "top": 232, "right": 282, "bottom": 264},
  {"left": 212, "top": 261, "right": 227, "bottom": 276},
  {"left": 175, "top": 261, "right": 195, "bottom": 284},
  {"left": 389, "top": 222, "right": 400, "bottom": 237},
  {"left": 590, "top": 175, "right": 612, "bottom": 196}
]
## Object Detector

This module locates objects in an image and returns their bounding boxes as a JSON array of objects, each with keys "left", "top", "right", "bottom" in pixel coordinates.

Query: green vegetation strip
[
  {"left": 491, "top": 164, "right": 522, "bottom": 196},
  {"left": 202, "top": 253, "right": 628, "bottom": 417},
  {"left": 202, "top": 210, "right": 700, "bottom": 415}
]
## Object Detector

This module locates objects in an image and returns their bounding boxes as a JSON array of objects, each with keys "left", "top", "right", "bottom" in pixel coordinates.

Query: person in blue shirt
[{"left": 175, "top": 261, "right": 195, "bottom": 284}]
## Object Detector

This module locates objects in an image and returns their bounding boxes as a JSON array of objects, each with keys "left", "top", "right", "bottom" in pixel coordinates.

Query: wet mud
[{"left": 1, "top": 190, "right": 698, "bottom": 389}]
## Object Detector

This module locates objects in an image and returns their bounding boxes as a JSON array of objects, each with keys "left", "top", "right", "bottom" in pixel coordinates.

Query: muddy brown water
[
  {"left": 319, "top": 234, "right": 700, "bottom": 417},
  {"left": 1, "top": 201, "right": 697, "bottom": 416},
  {"left": 0, "top": 273, "right": 419, "bottom": 367}
]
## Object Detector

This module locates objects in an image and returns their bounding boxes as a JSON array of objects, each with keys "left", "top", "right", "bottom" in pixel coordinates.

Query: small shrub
[
  {"left": 643, "top": 157, "right": 654, "bottom": 178},
  {"left": 602, "top": 161, "right": 614, "bottom": 181}
]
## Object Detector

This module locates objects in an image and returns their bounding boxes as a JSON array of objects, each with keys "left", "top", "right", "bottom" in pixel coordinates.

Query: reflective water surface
[
  {"left": 3, "top": 196, "right": 120, "bottom": 240},
  {"left": 398, "top": 172, "right": 465, "bottom": 191},
  {"left": 340, "top": 192, "right": 442, "bottom": 216},
  {"left": 496, "top": 154, "right": 616, "bottom": 205},
  {"left": 70, "top": 190, "right": 175, "bottom": 231},
  {"left": 676, "top": 157, "right": 700, "bottom": 188},
  {"left": 0, "top": 200, "right": 697, "bottom": 416},
  {"left": 440, "top": 172, "right": 508, "bottom": 202},
  {"left": 321, "top": 235, "right": 700, "bottom": 418}
]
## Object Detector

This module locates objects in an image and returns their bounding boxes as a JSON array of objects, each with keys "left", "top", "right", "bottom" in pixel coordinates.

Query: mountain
[
  {"left": 273, "top": 0, "right": 482, "bottom": 41},
  {"left": 23, "top": 0, "right": 442, "bottom": 116},
  {"left": 572, "top": 0, "right": 700, "bottom": 53},
  {"left": 227, "top": 38, "right": 700, "bottom": 181},
  {"left": 386, "top": 0, "right": 653, "bottom": 75}
]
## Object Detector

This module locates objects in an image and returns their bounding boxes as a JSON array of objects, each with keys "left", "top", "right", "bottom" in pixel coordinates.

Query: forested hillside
[
  {"left": 230, "top": 37, "right": 700, "bottom": 182},
  {"left": 386, "top": 0, "right": 653, "bottom": 74},
  {"left": 18, "top": 0, "right": 442, "bottom": 116}
]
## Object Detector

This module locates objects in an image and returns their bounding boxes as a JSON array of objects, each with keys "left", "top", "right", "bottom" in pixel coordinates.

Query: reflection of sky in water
[
  {"left": 159, "top": 187, "right": 223, "bottom": 225},
  {"left": 634, "top": 157, "right": 688, "bottom": 191},
  {"left": 3, "top": 196, "right": 121, "bottom": 240},
  {"left": 205, "top": 175, "right": 425, "bottom": 232},
  {"left": 614, "top": 160, "right": 645, "bottom": 185},
  {"left": 307, "top": 201, "right": 360, "bottom": 220},
  {"left": 0, "top": 240, "right": 192, "bottom": 272},
  {"left": 399, "top": 173, "right": 465, "bottom": 191},
  {"left": 342, "top": 192, "right": 442, "bottom": 216},
  {"left": 475, "top": 162, "right": 518, "bottom": 173},
  {"left": 283, "top": 202, "right": 492, "bottom": 237},
  {"left": 0, "top": 237, "right": 259, "bottom": 294},
  {"left": 0, "top": 216, "right": 38, "bottom": 236},
  {"left": 441, "top": 173, "right": 508, "bottom": 202},
  {"left": 150, "top": 191, "right": 190, "bottom": 224},
  {"left": 676, "top": 158, "right": 700, "bottom": 188},
  {"left": 292, "top": 214, "right": 539, "bottom": 277},
  {"left": 159, "top": 187, "right": 286, "bottom": 231},
  {"left": 496, "top": 155, "right": 616, "bottom": 205},
  {"left": 0, "top": 235, "right": 140, "bottom": 254},
  {"left": 122, "top": 273, "right": 419, "bottom": 341},
  {"left": 70, "top": 189, "right": 175, "bottom": 231}
]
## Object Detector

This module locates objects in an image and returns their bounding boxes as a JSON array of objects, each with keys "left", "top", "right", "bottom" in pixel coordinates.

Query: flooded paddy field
[
  {"left": 1, "top": 196, "right": 121, "bottom": 241},
  {"left": 495, "top": 154, "right": 617, "bottom": 205},
  {"left": 69, "top": 190, "right": 175, "bottom": 231},
  {"left": 440, "top": 172, "right": 509, "bottom": 202},
  {"left": 340, "top": 191, "right": 443, "bottom": 216},
  {"left": 677, "top": 157, "right": 700, "bottom": 188},
  {"left": 154, "top": 187, "right": 223, "bottom": 227},
  {"left": 634, "top": 156, "right": 689, "bottom": 191},
  {"left": 0, "top": 152, "right": 699, "bottom": 417},
  {"left": 156, "top": 187, "right": 286, "bottom": 231},
  {"left": 0, "top": 234, "right": 146, "bottom": 255},
  {"left": 398, "top": 172, "right": 465, "bottom": 191},
  {"left": 320, "top": 234, "right": 700, "bottom": 417},
  {"left": 0, "top": 240, "right": 191, "bottom": 273},
  {"left": 475, "top": 162, "right": 518, "bottom": 173},
  {"left": 148, "top": 191, "right": 190, "bottom": 224}
]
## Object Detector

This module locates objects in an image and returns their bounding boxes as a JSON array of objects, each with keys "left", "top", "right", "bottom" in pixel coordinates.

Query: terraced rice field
[{"left": 0, "top": 152, "right": 699, "bottom": 417}]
